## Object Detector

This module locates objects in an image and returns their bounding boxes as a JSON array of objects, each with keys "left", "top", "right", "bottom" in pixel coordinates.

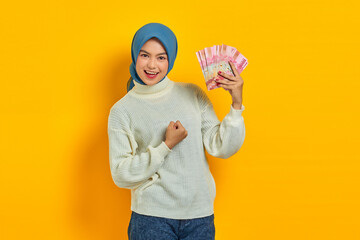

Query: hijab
[{"left": 127, "top": 22, "right": 178, "bottom": 92}]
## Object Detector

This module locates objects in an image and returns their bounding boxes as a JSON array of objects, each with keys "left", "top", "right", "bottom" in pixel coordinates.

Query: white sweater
[{"left": 107, "top": 76, "right": 245, "bottom": 219}]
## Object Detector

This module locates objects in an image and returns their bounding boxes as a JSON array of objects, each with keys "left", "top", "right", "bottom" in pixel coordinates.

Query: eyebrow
[{"left": 139, "top": 50, "right": 167, "bottom": 56}]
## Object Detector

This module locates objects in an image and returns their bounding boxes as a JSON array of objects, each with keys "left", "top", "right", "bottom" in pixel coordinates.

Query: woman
[{"left": 108, "top": 22, "right": 246, "bottom": 240}]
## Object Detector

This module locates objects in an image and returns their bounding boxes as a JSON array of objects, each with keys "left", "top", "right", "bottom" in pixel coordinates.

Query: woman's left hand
[{"left": 215, "top": 61, "right": 244, "bottom": 108}]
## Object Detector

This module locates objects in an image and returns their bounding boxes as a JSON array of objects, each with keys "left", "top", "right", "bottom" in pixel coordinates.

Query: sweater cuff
[
  {"left": 157, "top": 141, "right": 173, "bottom": 158},
  {"left": 229, "top": 104, "right": 245, "bottom": 118},
  {"left": 222, "top": 104, "right": 245, "bottom": 127}
]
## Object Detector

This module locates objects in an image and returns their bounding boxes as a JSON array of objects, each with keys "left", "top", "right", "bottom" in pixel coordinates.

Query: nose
[{"left": 147, "top": 58, "right": 156, "bottom": 69}]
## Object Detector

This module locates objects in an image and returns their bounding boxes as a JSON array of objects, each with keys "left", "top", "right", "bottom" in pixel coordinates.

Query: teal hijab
[{"left": 127, "top": 23, "right": 178, "bottom": 92}]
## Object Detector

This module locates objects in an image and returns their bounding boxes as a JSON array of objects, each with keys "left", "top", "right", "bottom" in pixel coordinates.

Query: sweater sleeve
[
  {"left": 108, "top": 107, "right": 172, "bottom": 189},
  {"left": 196, "top": 86, "right": 246, "bottom": 159}
]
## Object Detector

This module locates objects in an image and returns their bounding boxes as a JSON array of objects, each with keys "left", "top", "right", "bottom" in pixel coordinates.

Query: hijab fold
[{"left": 127, "top": 23, "right": 178, "bottom": 92}]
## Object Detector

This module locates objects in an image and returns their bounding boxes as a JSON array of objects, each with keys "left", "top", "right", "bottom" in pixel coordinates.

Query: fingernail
[{"left": 218, "top": 71, "right": 222, "bottom": 74}]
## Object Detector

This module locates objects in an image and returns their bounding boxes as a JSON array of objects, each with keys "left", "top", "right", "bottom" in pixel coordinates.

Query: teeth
[{"left": 145, "top": 70, "right": 158, "bottom": 75}]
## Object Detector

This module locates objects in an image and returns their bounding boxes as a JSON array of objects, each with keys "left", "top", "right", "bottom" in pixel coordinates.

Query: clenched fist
[{"left": 164, "top": 120, "right": 188, "bottom": 149}]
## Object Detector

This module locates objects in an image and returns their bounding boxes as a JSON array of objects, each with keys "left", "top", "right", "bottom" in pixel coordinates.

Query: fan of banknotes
[{"left": 196, "top": 44, "right": 248, "bottom": 90}]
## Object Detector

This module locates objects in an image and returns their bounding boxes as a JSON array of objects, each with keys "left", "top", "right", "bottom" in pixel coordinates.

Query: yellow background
[{"left": 1, "top": 0, "right": 359, "bottom": 239}]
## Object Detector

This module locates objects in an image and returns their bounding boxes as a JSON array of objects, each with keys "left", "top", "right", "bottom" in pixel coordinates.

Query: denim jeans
[{"left": 128, "top": 211, "right": 215, "bottom": 240}]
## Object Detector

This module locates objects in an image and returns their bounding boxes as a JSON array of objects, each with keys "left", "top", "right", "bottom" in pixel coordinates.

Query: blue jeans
[{"left": 128, "top": 211, "right": 215, "bottom": 240}]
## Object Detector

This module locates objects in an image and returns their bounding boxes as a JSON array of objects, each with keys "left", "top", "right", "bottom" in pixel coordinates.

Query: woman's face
[{"left": 136, "top": 38, "right": 169, "bottom": 86}]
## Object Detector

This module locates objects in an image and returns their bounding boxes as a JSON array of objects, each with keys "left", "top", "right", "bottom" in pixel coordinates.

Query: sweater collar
[{"left": 131, "top": 75, "right": 174, "bottom": 95}]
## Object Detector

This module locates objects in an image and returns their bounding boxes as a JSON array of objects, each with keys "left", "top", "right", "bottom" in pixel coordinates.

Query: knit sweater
[{"left": 107, "top": 76, "right": 245, "bottom": 219}]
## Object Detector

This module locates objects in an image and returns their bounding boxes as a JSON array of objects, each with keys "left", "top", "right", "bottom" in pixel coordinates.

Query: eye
[
  {"left": 140, "top": 54, "right": 148, "bottom": 57},
  {"left": 159, "top": 56, "right": 167, "bottom": 60}
]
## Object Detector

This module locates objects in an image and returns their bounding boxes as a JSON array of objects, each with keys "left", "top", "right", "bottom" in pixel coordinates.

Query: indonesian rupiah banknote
[{"left": 196, "top": 44, "right": 248, "bottom": 90}]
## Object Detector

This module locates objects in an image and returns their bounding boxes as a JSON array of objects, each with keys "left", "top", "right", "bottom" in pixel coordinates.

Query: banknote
[{"left": 196, "top": 44, "right": 248, "bottom": 90}]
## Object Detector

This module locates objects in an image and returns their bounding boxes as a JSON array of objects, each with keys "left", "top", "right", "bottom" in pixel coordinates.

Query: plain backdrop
[{"left": 1, "top": 0, "right": 359, "bottom": 239}]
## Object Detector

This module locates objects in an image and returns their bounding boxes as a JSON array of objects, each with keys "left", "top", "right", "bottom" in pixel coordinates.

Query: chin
[{"left": 140, "top": 74, "right": 165, "bottom": 85}]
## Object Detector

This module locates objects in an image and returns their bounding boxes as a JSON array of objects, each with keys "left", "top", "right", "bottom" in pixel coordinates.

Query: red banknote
[{"left": 196, "top": 44, "right": 248, "bottom": 90}]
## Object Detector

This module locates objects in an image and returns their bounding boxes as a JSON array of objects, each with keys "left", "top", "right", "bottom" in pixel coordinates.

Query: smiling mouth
[{"left": 144, "top": 70, "right": 159, "bottom": 75}]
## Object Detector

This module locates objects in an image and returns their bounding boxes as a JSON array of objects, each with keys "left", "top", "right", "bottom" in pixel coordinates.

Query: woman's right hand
[{"left": 164, "top": 121, "right": 188, "bottom": 149}]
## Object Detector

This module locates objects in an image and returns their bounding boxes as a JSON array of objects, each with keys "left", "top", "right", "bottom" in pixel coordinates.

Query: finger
[
  {"left": 176, "top": 122, "right": 185, "bottom": 130},
  {"left": 218, "top": 71, "right": 236, "bottom": 81},
  {"left": 176, "top": 121, "right": 183, "bottom": 127},
  {"left": 216, "top": 79, "right": 236, "bottom": 85},
  {"left": 218, "top": 83, "right": 233, "bottom": 90},
  {"left": 229, "top": 61, "right": 240, "bottom": 77}
]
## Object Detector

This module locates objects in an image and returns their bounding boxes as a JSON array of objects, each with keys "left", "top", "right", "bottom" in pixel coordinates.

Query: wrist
[
  {"left": 164, "top": 140, "right": 173, "bottom": 149},
  {"left": 232, "top": 102, "right": 242, "bottom": 110}
]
